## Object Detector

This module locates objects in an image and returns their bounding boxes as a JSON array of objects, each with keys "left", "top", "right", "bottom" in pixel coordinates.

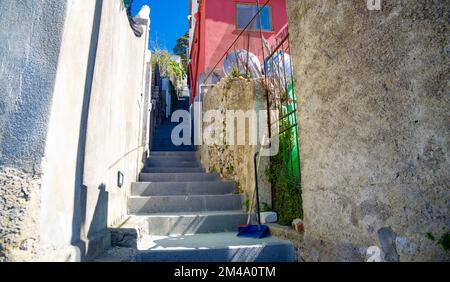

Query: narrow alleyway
[
  {"left": 151, "top": 96, "right": 194, "bottom": 152},
  {"left": 1, "top": 0, "right": 447, "bottom": 264},
  {"left": 95, "top": 95, "right": 295, "bottom": 262}
]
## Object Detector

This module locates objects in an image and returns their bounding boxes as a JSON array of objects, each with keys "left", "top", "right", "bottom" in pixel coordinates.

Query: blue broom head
[{"left": 237, "top": 224, "right": 270, "bottom": 239}]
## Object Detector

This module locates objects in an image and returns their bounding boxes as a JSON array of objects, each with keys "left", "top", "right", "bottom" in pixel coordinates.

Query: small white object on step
[
  {"left": 260, "top": 212, "right": 278, "bottom": 224},
  {"left": 366, "top": 246, "right": 383, "bottom": 262},
  {"left": 292, "top": 218, "right": 304, "bottom": 232}
]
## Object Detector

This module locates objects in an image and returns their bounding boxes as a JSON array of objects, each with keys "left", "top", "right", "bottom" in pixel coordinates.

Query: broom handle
[
  {"left": 254, "top": 152, "right": 261, "bottom": 225},
  {"left": 247, "top": 190, "right": 255, "bottom": 225},
  {"left": 246, "top": 134, "right": 267, "bottom": 225}
]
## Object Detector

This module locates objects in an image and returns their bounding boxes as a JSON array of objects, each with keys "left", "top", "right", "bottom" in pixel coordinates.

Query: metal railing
[{"left": 200, "top": 0, "right": 303, "bottom": 223}]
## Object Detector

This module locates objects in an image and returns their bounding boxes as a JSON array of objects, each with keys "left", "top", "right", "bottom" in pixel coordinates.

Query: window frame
[{"left": 235, "top": 2, "right": 274, "bottom": 32}]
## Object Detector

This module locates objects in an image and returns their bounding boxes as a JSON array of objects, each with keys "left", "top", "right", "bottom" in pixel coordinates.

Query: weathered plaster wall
[
  {"left": 1, "top": 0, "right": 151, "bottom": 261},
  {"left": 200, "top": 78, "right": 272, "bottom": 208},
  {"left": 286, "top": 0, "right": 449, "bottom": 261},
  {"left": 0, "top": 0, "right": 67, "bottom": 172},
  {"left": 0, "top": 0, "right": 68, "bottom": 262},
  {"left": 80, "top": 1, "right": 150, "bottom": 259},
  {"left": 38, "top": 0, "right": 103, "bottom": 261}
]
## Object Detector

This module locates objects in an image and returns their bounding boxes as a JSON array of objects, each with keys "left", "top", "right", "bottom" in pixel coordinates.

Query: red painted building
[{"left": 188, "top": 0, "right": 288, "bottom": 103}]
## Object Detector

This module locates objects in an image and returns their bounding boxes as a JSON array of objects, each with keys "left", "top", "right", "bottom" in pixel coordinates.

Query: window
[{"left": 236, "top": 3, "right": 273, "bottom": 31}]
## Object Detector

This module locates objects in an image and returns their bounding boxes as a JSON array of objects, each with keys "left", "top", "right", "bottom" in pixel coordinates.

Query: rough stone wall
[
  {"left": 268, "top": 223, "right": 304, "bottom": 262},
  {"left": 0, "top": 168, "right": 41, "bottom": 262},
  {"left": 200, "top": 78, "right": 272, "bottom": 208},
  {"left": 286, "top": 0, "right": 449, "bottom": 261}
]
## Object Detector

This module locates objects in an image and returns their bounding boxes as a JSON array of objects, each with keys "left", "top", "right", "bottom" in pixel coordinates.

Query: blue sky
[{"left": 131, "top": 0, "right": 189, "bottom": 52}]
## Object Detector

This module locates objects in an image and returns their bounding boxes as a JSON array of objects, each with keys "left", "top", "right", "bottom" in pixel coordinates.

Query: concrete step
[
  {"left": 152, "top": 136, "right": 179, "bottom": 140},
  {"left": 153, "top": 127, "right": 187, "bottom": 131},
  {"left": 154, "top": 123, "right": 183, "bottom": 127},
  {"left": 128, "top": 194, "right": 243, "bottom": 214},
  {"left": 153, "top": 134, "right": 186, "bottom": 138},
  {"left": 151, "top": 141, "right": 178, "bottom": 146},
  {"left": 153, "top": 133, "right": 191, "bottom": 138},
  {"left": 152, "top": 141, "right": 178, "bottom": 147},
  {"left": 119, "top": 211, "right": 247, "bottom": 235},
  {"left": 148, "top": 155, "right": 198, "bottom": 162},
  {"left": 139, "top": 172, "right": 219, "bottom": 182},
  {"left": 150, "top": 151, "right": 197, "bottom": 157},
  {"left": 146, "top": 161, "right": 201, "bottom": 168},
  {"left": 154, "top": 129, "right": 178, "bottom": 134},
  {"left": 131, "top": 181, "right": 236, "bottom": 196},
  {"left": 142, "top": 167, "right": 205, "bottom": 173},
  {"left": 137, "top": 233, "right": 296, "bottom": 262},
  {"left": 93, "top": 247, "right": 139, "bottom": 262},
  {"left": 152, "top": 147, "right": 194, "bottom": 152},
  {"left": 152, "top": 143, "right": 192, "bottom": 147},
  {"left": 152, "top": 138, "right": 180, "bottom": 142},
  {"left": 152, "top": 142, "right": 188, "bottom": 148},
  {"left": 145, "top": 212, "right": 247, "bottom": 235},
  {"left": 152, "top": 131, "right": 178, "bottom": 135}
]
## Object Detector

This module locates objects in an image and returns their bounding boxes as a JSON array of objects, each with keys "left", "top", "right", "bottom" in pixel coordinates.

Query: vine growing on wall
[
  {"left": 151, "top": 49, "right": 187, "bottom": 96},
  {"left": 266, "top": 119, "right": 303, "bottom": 226}
]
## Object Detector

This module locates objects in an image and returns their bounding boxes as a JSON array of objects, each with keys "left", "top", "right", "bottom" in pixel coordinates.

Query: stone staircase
[{"left": 95, "top": 96, "right": 295, "bottom": 262}]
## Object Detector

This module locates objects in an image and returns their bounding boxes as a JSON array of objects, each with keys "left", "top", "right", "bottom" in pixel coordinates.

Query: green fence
[{"left": 264, "top": 35, "right": 303, "bottom": 225}]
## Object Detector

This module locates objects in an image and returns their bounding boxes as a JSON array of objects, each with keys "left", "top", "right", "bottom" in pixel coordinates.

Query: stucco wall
[
  {"left": 39, "top": 0, "right": 106, "bottom": 261},
  {"left": 0, "top": 0, "right": 68, "bottom": 262},
  {"left": 0, "top": 0, "right": 67, "bottom": 172},
  {"left": 286, "top": 0, "right": 449, "bottom": 261},
  {"left": 1, "top": 0, "right": 151, "bottom": 261},
  {"left": 81, "top": 0, "right": 150, "bottom": 258},
  {"left": 200, "top": 78, "right": 272, "bottom": 209}
]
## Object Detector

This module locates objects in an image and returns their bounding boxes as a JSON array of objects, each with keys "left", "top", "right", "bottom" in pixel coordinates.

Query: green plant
[
  {"left": 228, "top": 163, "right": 235, "bottom": 173},
  {"left": 235, "top": 180, "right": 242, "bottom": 194},
  {"left": 173, "top": 31, "right": 189, "bottom": 73},
  {"left": 243, "top": 198, "right": 250, "bottom": 212},
  {"left": 261, "top": 202, "right": 274, "bottom": 212},
  {"left": 438, "top": 231, "right": 450, "bottom": 251},
  {"left": 151, "top": 49, "right": 186, "bottom": 90},
  {"left": 168, "top": 60, "right": 186, "bottom": 81},
  {"left": 229, "top": 67, "right": 241, "bottom": 78},
  {"left": 426, "top": 231, "right": 450, "bottom": 252},
  {"left": 266, "top": 118, "right": 303, "bottom": 226}
]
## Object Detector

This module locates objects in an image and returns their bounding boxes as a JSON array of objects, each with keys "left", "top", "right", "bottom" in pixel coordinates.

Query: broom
[{"left": 237, "top": 138, "right": 270, "bottom": 238}]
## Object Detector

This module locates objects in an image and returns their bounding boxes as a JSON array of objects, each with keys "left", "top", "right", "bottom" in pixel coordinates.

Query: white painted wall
[
  {"left": 188, "top": 0, "right": 200, "bottom": 55},
  {"left": 39, "top": 0, "right": 100, "bottom": 261},
  {"left": 39, "top": 0, "right": 151, "bottom": 260},
  {"left": 82, "top": 0, "right": 150, "bottom": 254},
  {"left": 162, "top": 78, "right": 172, "bottom": 118}
]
